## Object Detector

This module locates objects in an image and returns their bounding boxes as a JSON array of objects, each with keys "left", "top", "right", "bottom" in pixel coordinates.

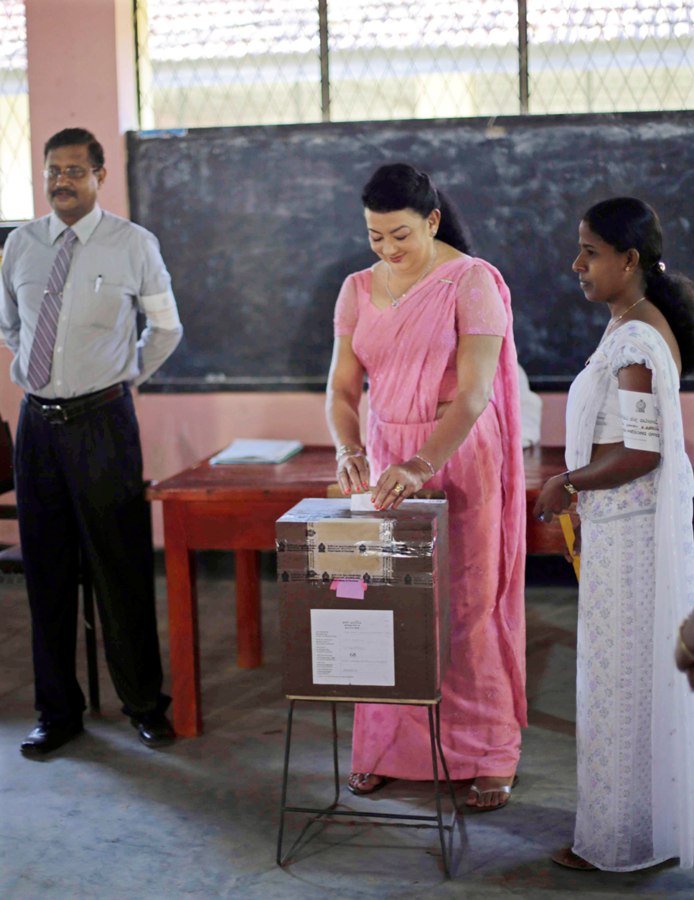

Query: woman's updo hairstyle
[
  {"left": 583, "top": 196, "right": 694, "bottom": 375},
  {"left": 361, "top": 162, "right": 471, "bottom": 254}
]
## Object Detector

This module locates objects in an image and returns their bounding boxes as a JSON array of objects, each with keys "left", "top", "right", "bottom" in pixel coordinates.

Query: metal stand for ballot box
[{"left": 276, "top": 695, "right": 460, "bottom": 879}]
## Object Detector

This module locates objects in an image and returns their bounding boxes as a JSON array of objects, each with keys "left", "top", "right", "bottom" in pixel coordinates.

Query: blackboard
[{"left": 127, "top": 111, "right": 694, "bottom": 392}]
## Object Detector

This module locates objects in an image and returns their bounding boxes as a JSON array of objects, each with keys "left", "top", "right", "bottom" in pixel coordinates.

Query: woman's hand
[
  {"left": 533, "top": 473, "right": 572, "bottom": 524},
  {"left": 371, "top": 457, "right": 431, "bottom": 510},
  {"left": 336, "top": 451, "right": 370, "bottom": 496},
  {"left": 675, "top": 611, "right": 694, "bottom": 691}
]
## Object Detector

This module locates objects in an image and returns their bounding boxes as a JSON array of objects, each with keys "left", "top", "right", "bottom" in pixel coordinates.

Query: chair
[{"left": 0, "top": 416, "right": 100, "bottom": 713}]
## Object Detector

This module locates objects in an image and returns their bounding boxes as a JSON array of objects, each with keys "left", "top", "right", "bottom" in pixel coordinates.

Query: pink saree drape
[{"left": 335, "top": 256, "right": 526, "bottom": 780}]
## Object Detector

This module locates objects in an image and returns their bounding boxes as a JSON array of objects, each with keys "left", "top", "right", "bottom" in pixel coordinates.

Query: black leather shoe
[
  {"left": 131, "top": 712, "right": 176, "bottom": 749},
  {"left": 20, "top": 720, "right": 83, "bottom": 758}
]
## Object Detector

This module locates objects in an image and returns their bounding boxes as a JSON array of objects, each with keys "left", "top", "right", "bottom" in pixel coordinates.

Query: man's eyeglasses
[{"left": 43, "top": 166, "right": 101, "bottom": 181}]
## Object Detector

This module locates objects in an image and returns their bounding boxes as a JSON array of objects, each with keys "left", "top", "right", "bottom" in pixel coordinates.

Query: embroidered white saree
[{"left": 565, "top": 320, "right": 694, "bottom": 871}]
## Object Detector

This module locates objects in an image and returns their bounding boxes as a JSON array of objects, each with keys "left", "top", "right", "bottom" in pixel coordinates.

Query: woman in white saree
[{"left": 534, "top": 197, "right": 694, "bottom": 872}]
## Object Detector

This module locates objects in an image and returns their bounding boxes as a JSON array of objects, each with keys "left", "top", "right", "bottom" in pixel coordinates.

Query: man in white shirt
[{"left": 0, "top": 127, "right": 183, "bottom": 756}]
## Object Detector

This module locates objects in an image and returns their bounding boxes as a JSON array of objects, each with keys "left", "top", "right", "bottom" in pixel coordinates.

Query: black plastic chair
[{"left": 0, "top": 417, "right": 100, "bottom": 713}]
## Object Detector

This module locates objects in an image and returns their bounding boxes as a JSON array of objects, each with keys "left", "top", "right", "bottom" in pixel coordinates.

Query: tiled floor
[{"left": 1, "top": 554, "right": 692, "bottom": 898}]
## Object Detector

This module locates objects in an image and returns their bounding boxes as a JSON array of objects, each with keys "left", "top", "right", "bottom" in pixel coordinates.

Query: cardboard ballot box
[{"left": 276, "top": 497, "right": 449, "bottom": 702}]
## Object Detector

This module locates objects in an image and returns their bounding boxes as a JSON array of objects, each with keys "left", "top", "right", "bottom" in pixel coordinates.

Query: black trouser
[{"left": 14, "top": 385, "right": 168, "bottom": 725}]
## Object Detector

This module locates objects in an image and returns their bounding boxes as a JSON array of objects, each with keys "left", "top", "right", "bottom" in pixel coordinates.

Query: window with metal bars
[
  {"left": 0, "top": 0, "right": 32, "bottom": 222},
  {"left": 2, "top": 1, "right": 693, "bottom": 222},
  {"left": 134, "top": 0, "right": 694, "bottom": 129}
]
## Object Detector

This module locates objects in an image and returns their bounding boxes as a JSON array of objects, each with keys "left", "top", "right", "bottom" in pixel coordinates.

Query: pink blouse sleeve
[
  {"left": 333, "top": 273, "right": 360, "bottom": 337},
  {"left": 455, "top": 263, "right": 508, "bottom": 336}
]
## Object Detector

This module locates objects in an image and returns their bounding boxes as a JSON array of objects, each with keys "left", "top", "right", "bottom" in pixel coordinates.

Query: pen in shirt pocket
[{"left": 94, "top": 275, "right": 103, "bottom": 293}]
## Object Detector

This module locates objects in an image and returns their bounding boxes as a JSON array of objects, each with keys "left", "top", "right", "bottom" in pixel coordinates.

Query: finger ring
[
  {"left": 393, "top": 483, "right": 405, "bottom": 495},
  {"left": 538, "top": 513, "right": 545, "bottom": 522}
]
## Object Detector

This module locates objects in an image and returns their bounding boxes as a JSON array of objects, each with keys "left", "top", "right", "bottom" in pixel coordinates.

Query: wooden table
[{"left": 148, "top": 443, "right": 573, "bottom": 736}]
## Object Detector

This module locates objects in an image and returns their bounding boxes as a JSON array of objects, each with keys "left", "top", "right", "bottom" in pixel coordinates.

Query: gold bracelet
[
  {"left": 412, "top": 453, "right": 436, "bottom": 477},
  {"left": 336, "top": 444, "right": 364, "bottom": 461},
  {"left": 679, "top": 620, "right": 694, "bottom": 663}
]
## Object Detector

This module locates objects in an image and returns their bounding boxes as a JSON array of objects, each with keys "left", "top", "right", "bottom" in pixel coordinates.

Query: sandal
[
  {"left": 551, "top": 847, "right": 597, "bottom": 870},
  {"left": 347, "top": 773, "right": 392, "bottom": 796},
  {"left": 465, "top": 774, "right": 519, "bottom": 812}
]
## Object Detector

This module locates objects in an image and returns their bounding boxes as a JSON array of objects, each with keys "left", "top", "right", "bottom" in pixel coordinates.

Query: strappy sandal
[
  {"left": 465, "top": 774, "right": 519, "bottom": 812},
  {"left": 551, "top": 847, "right": 598, "bottom": 870},
  {"left": 347, "top": 773, "right": 393, "bottom": 796}
]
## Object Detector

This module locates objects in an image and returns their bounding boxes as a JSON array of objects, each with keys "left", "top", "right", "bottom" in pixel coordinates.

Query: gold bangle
[
  {"left": 412, "top": 453, "right": 436, "bottom": 477},
  {"left": 679, "top": 621, "right": 694, "bottom": 663},
  {"left": 336, "top": 444, "right": 364, "bottom": 461}
]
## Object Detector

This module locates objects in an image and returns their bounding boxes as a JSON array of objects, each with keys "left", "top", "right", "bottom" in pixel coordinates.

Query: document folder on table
[{"left": 209, "top": 438, "right": 303, "bottom": 465}]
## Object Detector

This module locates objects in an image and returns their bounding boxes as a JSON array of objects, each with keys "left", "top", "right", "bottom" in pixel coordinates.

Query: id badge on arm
[{"left": 618, "top": 389, "right": 660, "bottom": 452}]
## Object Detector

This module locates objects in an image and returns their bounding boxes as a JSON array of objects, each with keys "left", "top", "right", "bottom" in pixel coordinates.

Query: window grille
[
  {"left": 0, "top": 0, "right": 32, "bottom": 222},
  {"left": 135, "top": 0, "right": 694, "bottom": 129},
  {"left": 527, "top": 1, "right": 694, "bottom": 114}
]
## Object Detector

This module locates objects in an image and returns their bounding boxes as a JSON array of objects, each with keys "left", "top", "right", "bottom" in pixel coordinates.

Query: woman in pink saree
[{"left": 326, "top": 164, "right": 526, "bottom": 810}]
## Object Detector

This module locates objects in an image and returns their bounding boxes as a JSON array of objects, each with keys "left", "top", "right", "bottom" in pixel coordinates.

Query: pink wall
[
  {"left": 1, "top": 0, "right": 693, "bottom": 548},
  {"left": 25, "top": 0, "right": 137, "bottom": 219}
]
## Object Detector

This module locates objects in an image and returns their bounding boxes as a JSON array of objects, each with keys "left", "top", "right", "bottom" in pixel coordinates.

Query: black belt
[{"left": 27, "top": 383, "right": 126, "bottom": 424}]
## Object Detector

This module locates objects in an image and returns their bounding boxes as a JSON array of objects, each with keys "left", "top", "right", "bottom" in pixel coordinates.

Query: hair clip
[{"left": 439, "top": 278, "right": 454, "bottom": 284}]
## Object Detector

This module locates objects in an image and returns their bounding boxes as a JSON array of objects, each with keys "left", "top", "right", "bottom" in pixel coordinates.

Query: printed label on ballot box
[{"left": 310, "top": 608, "right": 395, "bottom": 686}]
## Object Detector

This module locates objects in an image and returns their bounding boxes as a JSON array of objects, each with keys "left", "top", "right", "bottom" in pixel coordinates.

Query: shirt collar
[{"left": 48, "top": 204, "right": 103, "bottom": 245}]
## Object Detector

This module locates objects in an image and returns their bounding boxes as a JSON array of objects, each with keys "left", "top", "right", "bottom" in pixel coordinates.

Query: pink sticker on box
[{"left": 330, "top": 579, "right": 367, "bottom": 600}]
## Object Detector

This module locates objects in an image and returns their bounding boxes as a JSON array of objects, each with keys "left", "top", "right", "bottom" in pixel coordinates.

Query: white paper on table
[
  {"left": 209, "top": 438, "right": 302, "bottom": 465},
  {"left": 310, "top": 608, "right": 395, "bottom": 686}
]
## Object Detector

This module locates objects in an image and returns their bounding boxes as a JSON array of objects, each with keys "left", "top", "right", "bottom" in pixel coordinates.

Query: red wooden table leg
[
  {"left": 163, "top": 502, "right": 202, "bottom": 736},
  {"left": 235, "top": 549, "right": 262, "bottom": 668}
]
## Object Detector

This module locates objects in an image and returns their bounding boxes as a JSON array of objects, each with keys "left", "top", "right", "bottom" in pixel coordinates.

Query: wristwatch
[{"left": 562, "top": 471, "right": 578, "bottom": 495}]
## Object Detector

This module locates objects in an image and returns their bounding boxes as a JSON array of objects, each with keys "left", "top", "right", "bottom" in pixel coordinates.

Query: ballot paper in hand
[{"left": 209, "top": 438, "right": 303, "bottom": 465}]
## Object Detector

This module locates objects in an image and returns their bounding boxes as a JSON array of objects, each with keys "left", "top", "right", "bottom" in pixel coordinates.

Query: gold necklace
[
  {"left": 385, "top": 246, "right": 437, "bottom": 308},
  {"left": 607, "top": 295, "right": 646, "bottom": 330},
  {"left": 585, "top": 296, "right": 645, "bottom": 366}
]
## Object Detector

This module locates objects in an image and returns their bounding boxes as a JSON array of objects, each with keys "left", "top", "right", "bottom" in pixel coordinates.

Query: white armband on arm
[
  {"left": 618, "top": 389, "right": 660, "bottom": 452},
  {"left": 140, "top": 289, "right": 181, "bottom": 330}
]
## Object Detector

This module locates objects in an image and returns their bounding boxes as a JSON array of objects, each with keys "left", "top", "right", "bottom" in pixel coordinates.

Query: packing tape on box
[
  {"left": 276, "top": 515, "right": 436, "bottom": 584},
  {"left": 279, "top": 569, "right": 435, "bottom": 586},
  {"left": 276, "top": 519, "right": 435, "bottom": 556}
]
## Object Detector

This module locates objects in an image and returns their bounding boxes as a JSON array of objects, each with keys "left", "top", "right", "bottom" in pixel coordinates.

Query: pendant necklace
[
  {"left": 385, "top": 246, "right": 437, "bottom": 308},
  {"left": 585, "top": 296, "right": 645, "bottom": 366}
]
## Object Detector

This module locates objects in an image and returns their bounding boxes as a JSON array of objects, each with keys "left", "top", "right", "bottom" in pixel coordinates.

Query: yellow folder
[{"left": 558, "top": 513, "right": 580, "bottom": 582}]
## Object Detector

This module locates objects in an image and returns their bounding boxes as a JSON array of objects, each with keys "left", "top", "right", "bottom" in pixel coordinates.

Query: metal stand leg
[
  {"left": 278, "top": 701, "right": 342, "bottom": 867},
  {"left": 330, "top": 702, "right": 340, "bottom": 806},
  {"left": 435, "top": 703, "right": 458, "bottom": 810},
  {"left": 276, "top": 700, "right": 295, "bottom": 865},
  {"left": 427, "top": 704, "right": 461, "bottom": 878},
  {"left": 427, "top": 706, "right": 449, "bottom": 878},
  {"left": 276, "top": 699, "right": 460, "bottom": 877}
]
